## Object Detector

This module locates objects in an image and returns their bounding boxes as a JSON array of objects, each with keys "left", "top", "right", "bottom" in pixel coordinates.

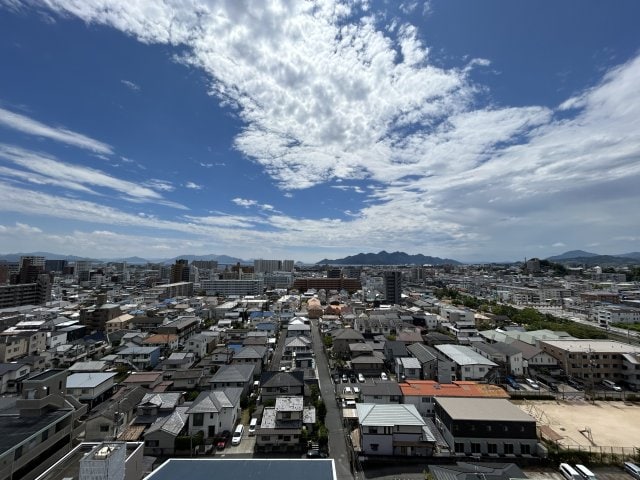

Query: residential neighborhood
[{"left": 0, "top": 256, "right": 640, "bottom": 480}]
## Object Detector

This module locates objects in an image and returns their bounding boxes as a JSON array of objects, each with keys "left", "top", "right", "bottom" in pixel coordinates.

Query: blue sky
[{"left": 0, "top": 0, "right": 639, "bottom": 263}]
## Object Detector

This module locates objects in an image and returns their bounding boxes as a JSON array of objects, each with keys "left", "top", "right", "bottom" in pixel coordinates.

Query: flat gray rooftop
[{"left": 145, "top": 459, "right": 336, "bottom": 480}]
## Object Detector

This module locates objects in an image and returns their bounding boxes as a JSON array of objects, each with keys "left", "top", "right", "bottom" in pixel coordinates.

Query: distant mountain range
[
  {"left": 546, "top": 250, "right": 640, "bottom": 266},
  {"left": 316, "top": 250, "right": 461, "bottom": 265},
  {"left": 0, "top": 251, "right": 251, "bottom": 265}
]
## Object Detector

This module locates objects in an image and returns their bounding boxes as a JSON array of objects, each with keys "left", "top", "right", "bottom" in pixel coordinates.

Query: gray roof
[
  {"left": 89, "top": 386, "right": 148, "bottom": 420},
  {"left": 407, "top": 343, "right": 437, "bottom": 363},
  {"left": 435, "top": 344, "right": 498, "bottom": 367},
  {"left": 398, "top": 357, "right": 421, "bottom": 369},
  {"left": 435, "top": 397, "right": 535, "bottom": 422},
  {"left": 140, "top": 392, "right": 183, "bottom": 410},
  {"left": 0, "top": 363, "right": 27, "bottom": 375},
  {"left": 233, "top": 345, "right": 267, "bottom": 360},
  {"left": 66, "top": 372, "right": 116, "bottom": 388},
  {"left": 261, "top": 371, "right": 304, "bottom": 388},
  {"left": 509, "top": 339, "right": 543, "bottom": 360},
  {"left": 474, "top": 342, "right": 521, "bottom": 357},
  {"left": 360, "top": 381, "right": 402, "bottom": 397},
  {"left": 350, "top": 355, "right": 384, "bottom": 365},
  {"left": 356, "top": 403, "right": 425, "bottom": 427},
  {"left": 145, "top": 459, "right": 336, "bottom": 480},
  {"left": 209, "top": 364, "right": 255, "bottom": 383},
  {"left": 146, "top": 406, "right": 189, "bottom": 436},
  {"left": 332, "top": 328, "right": 365, "bottom": 340},
  {"left": 186, "top": 388, "right": 242, "bottom": 414}
]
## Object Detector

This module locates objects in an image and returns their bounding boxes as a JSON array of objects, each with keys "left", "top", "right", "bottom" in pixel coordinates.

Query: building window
[
  {"left": 455, "top": 442, "right": 465, "bottom": 453},
  {"left": 488, "top": 443, "right": 497, "bottom": 454},
  {"left": 471, "top": 443, "right": 481, "bottom": 454},
  {"left": 370, "top": 444, "right": 379, "bottom": 451},
  {"left": 192, "top": 413, "right": 204, "bottom": 426},
  {"left": 100, "top": 424, "right": 110, "bottom": 433},
  {"left": 521, "top": 443, "right": 531, "bottom": 455},
  {"left": 369, "top": 427, "right": 378, "bottom": 434},
  {"left": 504, "top": 443, "right": 514, "bottom": 454}
]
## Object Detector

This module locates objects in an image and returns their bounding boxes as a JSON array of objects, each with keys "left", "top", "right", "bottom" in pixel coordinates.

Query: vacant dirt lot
[{"left": 516, "top": 400, "right": 640, "bottom": 448}]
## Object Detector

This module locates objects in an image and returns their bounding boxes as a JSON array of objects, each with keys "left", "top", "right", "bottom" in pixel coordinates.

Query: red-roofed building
[{"left": 400, "top": 380, "right": 509, "bottom": 418}]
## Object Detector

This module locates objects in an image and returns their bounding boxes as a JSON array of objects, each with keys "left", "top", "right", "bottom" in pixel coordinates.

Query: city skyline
[{"left": 0, "top": 1, "right": 639, "bottom": 263}]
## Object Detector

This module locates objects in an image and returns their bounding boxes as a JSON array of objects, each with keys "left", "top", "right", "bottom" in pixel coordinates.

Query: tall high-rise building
[
  {"left": 192, "top": 260, "right": 218, "bottom": 271},
  {"left": 171, "top": 259, "right": 190, "bottom": 283},
  {"left": 75, "top": 260, "right": 92, "bottom": 282},
  {"left": 281, "top": 260, "right": 294, "bottom": 272},
  {"left": 45, "top": 259, "right": 68, "bottom": 273},
  {"left": 15, "top": 256, "right": 45, "bottom": 284},
  {"left": 383, "top": 271, "right": 402, "bottom": 305},
  {"left": 254, "top": 259, "right": 282, "bottom": 274}
]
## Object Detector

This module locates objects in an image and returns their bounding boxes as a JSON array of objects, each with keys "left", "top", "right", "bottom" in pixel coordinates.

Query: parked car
[
  {"left": 358, "top": 373, "right": 365, "bottom": 383},
  {"left": 525, "top": 378, "right": 540, "bottom": 390},
  {"left": 306, "top": 449, "right": 328, "bottom": 458},
  {"left": 343, "top": 386, "right": 353, "bottom": 395},
  {"left": 380, "top": 372, "right": 388, "bottom": 381},
  {"left": 333, "top": 373, "right": 341, "bottom": 384},
  {"left": 342, "top": 374, "right": 348, "bottom": 383},
  {"left": 349, "top": 373, "right": 357, "bottom": 383},
  {"left": 216, "top": 430, "right": 230, "bottom": 450},
  {"left": 353, "top": 386, "right": 360, "bottom": 395},
  {"left": 602, "top": 379, "right": 622, "bottom": 392},
  {"left": 231, "top": 424, "right": 244, "bottom": 446}
]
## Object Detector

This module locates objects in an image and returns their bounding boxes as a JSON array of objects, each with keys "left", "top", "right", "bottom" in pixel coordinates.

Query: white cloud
[
  {"left": 144, "top": 179, "right": 175, "bottom": 192},
  {"left": 232, "top": 198, "right": 258, "bottom": 208},
  {"left": 0, "top": 106, "right": 113, "bottom": 154},
  {"left": 0, "top": 144, "right": 187, "bottom": 209},
  {"left": 185, "top": 181, "right": 202, "bottom": 190},
  {"left": 2, "top": 1, "right": 640, "bottom": 261},
  {"left": 120, "top": 79, "right": 141, "bottom": 91}
]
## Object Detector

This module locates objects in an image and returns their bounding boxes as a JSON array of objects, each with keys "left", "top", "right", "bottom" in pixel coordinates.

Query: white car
[
  {"left": 343, "top": 386, "right": 353, "bottom": 395},
  {"left": 231, "top": 424, "right": 244, "bottom": 446},
  {"left": 525, "top": 378, "right": 540, "bottom": 390},
  {"left": 380, "top": 372, "right": 388, "bottom": 381},
  {"left": 353, "top": 386, "right": 360, "bottom": 395},
  {"left": 357, "top": 373, "right": 365, "bottom": 383}
]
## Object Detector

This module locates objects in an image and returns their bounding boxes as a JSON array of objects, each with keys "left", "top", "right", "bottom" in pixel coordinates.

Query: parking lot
[{"left": 218, "top": 430, "right": 257, "bottom": 455}]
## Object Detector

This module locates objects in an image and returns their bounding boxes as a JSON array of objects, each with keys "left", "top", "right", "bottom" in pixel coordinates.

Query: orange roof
[
  {"left": 399, "top": 380, "right": 509, "bottom": 399},
  {"left": 143, "top": 333, "right": 178, "bottom": 344}
]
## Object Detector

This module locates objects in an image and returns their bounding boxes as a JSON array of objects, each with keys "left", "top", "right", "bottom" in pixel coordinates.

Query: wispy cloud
[
  {"left": 184, "top": 181, "right": 202, "bottom": 190},
  {"left": 0, "top": 144, "right": 187, "bottom": 209},
  {"left": 0, "top": 106, "right": 113, "bottom": 154},
  {"left": 120, "top": 79, "right": 140, "bottom": 91}
]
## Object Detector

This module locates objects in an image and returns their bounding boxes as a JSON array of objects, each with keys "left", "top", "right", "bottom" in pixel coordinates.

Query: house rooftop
[
  {"left": 435, "top": 397, "right": 535, "bottom": 422},
  {"left": 400, "top": 380, "right": 509, "bottom": 399},
  {"left": 66, "top": 372, "right": 116, "bottom": 389}
]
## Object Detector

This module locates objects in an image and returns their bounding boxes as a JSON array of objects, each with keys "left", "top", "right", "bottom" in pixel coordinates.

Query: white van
[
  {"left": 231, "top": 424, "right": 244, "bottom": 446},
  {"left": 624, "top": 462, "right": 640, "bottom": 479},
  {"left": 602, "top": 379, "right": 622, "bottom": 392},
  {"left": 559, "top": 463, "right": 582, "bottom": 480},
  {"left": 574, "top": 464, "right": 597, "bottom": 480},
  {"left": 248, "top": 417, "right": 258, "bottom": 436}
]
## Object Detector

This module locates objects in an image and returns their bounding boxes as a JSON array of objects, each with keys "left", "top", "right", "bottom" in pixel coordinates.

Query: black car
[
  {"left": 349, "top": 373, "right": 357, "bottom": 383},
  {"left": 332, "top": 373, "right": 341, "bottom": 384},
  {"left": 306, "top": 449, "right": 328, "bottom": 458}
]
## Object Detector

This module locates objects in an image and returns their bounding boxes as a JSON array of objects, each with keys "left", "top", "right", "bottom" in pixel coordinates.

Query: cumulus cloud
[
  {"left": 0, "top": 105, "right": 113, "bottom": 154},
  {"left": 2, "top": 1, "right": 640, "bottom": 260}
]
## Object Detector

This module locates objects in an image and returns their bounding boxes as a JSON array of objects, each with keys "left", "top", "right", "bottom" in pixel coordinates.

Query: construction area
[{"left": 517, "top": 400, "right": 640, "bottom": 450}]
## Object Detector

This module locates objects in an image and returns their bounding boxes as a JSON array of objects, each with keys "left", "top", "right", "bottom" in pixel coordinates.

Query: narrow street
[{"left": 310, "top": 318, "right": 354, "bottom": 480}]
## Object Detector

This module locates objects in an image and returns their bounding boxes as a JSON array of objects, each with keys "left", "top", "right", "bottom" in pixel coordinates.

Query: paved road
[{"left": 310, "top": 318, "right": 354, "bottom": 480}]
